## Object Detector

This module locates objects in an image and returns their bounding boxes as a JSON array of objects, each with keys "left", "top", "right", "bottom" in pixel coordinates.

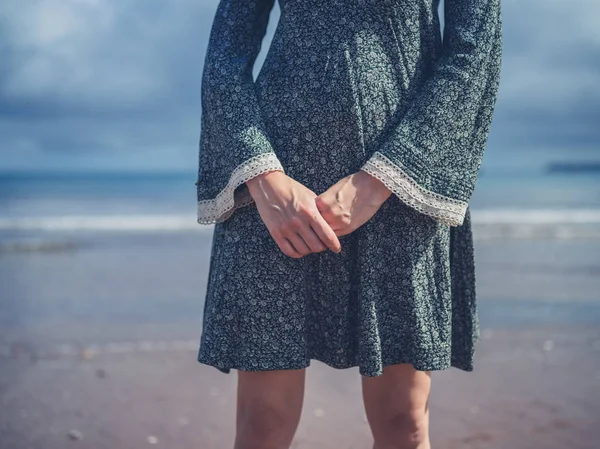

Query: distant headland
[{"left": 546, "top": 161, "right": 600, "bottom": 173}]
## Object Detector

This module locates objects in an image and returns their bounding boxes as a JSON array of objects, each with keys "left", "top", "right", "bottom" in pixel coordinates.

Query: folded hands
[{"left": 246, "top": 170, "right": 392, "bottom": 258}]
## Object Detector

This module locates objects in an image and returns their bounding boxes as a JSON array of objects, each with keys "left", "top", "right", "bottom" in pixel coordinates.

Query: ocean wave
[
  {"left": 0, "top": 238, "right": 81, "bottom": 253},
  {"left": 0, "top": 214, "right": 207, "bottom": 232},
  {"left": 470, "top": 209, "right": 600, "bottom": 224},
  {"left": 0, "top": 210, "right": 599, "bottom": 240}
]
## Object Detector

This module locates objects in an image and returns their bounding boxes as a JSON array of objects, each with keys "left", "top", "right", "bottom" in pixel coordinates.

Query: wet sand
[
  {"left": 1, "top": 326, "right": 599, "bottom": 449},
  {"left": 1, "top": 233, "right": 599, "bottom": 448}
]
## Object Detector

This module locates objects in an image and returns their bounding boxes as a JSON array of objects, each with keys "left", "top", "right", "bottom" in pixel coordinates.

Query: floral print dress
[{"left": 195, "top": 0, "right": 502, "bottom": 376}]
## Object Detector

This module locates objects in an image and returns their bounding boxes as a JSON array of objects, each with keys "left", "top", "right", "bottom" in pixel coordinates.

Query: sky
[{"left": 0, "top": 0, "right": 598, "bottom": 174}]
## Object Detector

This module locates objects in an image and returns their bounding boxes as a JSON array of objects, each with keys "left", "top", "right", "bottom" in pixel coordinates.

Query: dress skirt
[{"left": 197, "top": 192, "right": 479, "bottom": 377}]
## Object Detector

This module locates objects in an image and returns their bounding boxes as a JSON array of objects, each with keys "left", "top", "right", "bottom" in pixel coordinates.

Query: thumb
[{"left": 314, "top": 194, "right": 328, "bottom": 213}]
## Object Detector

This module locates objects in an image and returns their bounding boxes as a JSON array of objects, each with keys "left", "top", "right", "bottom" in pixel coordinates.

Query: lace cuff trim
[
  {"left": 197, "top": 152, "right": 284, "bottom": 224},
  {"left": 360, "top": 151, "right": 468, "bottom": 227}
]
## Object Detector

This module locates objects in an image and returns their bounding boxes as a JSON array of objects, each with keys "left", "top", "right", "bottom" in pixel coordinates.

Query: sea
[
  {"left": 0, "top": 169, "right": 599, "bottom": 238},
  {"left": 0, "top": 169, "right": 599, "bottom": 353}
]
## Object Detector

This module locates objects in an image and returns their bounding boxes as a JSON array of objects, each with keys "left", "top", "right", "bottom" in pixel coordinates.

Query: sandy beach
[
  {"left": 1, "top": 232, "right": 599, "bottom": 448},
  {"left": 2, "top": 327, "right": 599, "bottom": 449}
]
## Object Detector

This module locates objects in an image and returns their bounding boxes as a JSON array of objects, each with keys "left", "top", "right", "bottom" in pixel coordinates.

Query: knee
[
  {"left": 375, "top": 409, "right": 429, "bottom": 449},
  {"left": 235, "top": 401, "right": 295, "bottom": 449}
]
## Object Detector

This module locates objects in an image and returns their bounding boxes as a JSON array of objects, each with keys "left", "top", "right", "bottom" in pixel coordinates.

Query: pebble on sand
[
  {"left": 543, "top": 340, "right": 554, "bottom": 351},
  {"left": 177, "top": 416, "right": 190, "bottom": 426},
  {"left": 81, "top": 348, "right": 95, "bottom": 360},
  {"left": 67, "top": 429, "right": 83, "bottom": 441}
]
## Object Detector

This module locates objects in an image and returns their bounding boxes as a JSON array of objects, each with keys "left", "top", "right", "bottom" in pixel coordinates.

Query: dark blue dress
[{"left": 195, "top": 0, "right": 502, "bottom": 376}]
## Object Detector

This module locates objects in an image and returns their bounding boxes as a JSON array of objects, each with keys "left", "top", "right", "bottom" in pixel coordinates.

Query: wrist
[
  {"left": 245, "top": 169, "right": 285, "bottom": 194},
  {"left": 357, "top": 169, "right": 392, "bottom": 200}
]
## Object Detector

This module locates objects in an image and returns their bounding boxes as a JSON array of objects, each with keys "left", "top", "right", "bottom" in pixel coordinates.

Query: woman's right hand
[{"left": 246, "top": 171, "right": 342, "bottom": 258}]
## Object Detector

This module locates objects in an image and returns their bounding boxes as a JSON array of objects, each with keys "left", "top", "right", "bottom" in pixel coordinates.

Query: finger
[
  {"left": 314, "top": 195, "right": 329, "bottom": 215},
  {"left": 269, "top": 228, "right": 302, "bottom": 259},
  {"left": 315, "top": 195, "right": 342, "bottom": 225},
  {"left": 310, "top": 214, "right": 342, "bottom": 253},
  {"left": 298, "top": 224, "right": 327, "bottom": 253},
  {"left": 327, "top": 220, "right": 344, "bottom": 232},
  {"left": 279, "top": 237, "right": 303, "bottom": 259},
  {"left": 286, "top": 232, "right": 312, "bottom": 257},
  {"left": 334, "top": 226, "right": 352, "bottom": 237}
]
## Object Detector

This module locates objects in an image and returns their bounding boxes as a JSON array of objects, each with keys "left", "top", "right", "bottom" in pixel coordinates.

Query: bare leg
[
  {"left": 234, "top": 368, "right": 306, "bottom": 449},
  {"left": 361, "top": 364, "right": 432, "bottom": 449}
]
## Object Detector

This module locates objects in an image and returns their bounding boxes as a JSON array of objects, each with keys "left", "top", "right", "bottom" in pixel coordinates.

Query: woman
[{"left": 195, "top": 0, "right": 502, "bottom": 447}]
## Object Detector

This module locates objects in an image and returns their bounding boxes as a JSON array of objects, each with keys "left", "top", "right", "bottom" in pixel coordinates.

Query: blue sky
[{"left": 0, "top": 0, "right": 598, "bottom": 174}]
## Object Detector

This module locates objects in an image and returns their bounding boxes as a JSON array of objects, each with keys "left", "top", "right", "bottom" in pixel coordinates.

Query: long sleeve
[
  {"left": 195, "top": 0, "right": 284, "bottom": 224},
  {"left": 360, "top": 0, "right": 502, "bottom": 227}
]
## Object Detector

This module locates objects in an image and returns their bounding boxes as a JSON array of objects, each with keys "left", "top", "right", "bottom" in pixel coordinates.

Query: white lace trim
[
  {"left": 197, "top": 152, "right": 284, "bottom": 224},
  {"left": 360, "top": 151, "right": 468, "bottom": 227}
]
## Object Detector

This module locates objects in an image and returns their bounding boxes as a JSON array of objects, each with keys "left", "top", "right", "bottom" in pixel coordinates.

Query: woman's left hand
[{"left": 315, "top": 171, "right": 392, "bottom": 237}]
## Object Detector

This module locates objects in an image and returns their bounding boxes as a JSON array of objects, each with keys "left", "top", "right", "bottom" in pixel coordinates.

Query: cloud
[
  {"left": 0, "top": 0, "right": 598, "bottom": 172},
  {"left": 0, "top": 0, "right": 223, "bottom": 171},
  {"left": 0, "top": 0, "right": 214, "bottom": 114},
  {"left": 491, "top": 0, "right": 600, "bottom": 147}
]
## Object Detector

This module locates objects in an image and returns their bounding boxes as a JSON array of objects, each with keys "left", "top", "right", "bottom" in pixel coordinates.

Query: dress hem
[{"left": 197, "top": 352, "right": 474, "bottom": 377}]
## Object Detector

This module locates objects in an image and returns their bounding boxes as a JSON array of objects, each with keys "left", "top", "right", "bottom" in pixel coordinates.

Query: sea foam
[{"left": 0, "top": 209, "right": 599, "bottom": 239}]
